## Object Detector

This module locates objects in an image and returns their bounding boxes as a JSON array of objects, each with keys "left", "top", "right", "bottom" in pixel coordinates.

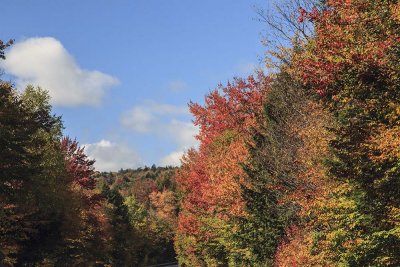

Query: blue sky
[{"left": 1, "top": 0, "right": 271, "bottom": 170}]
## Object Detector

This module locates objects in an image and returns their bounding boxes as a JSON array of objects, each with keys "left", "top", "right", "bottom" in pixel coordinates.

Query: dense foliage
[
  {"left": 96, "top": 166, "right": 179, "bottom": 265},
  {"left": 2, "top": 0, "right": 400, "bottom": 265},
  {"left": 290, "top": 0, "right": 400, "bottom": 265},
  {"left": 175, "top": 0, "right": 400, "bottom": 266}
]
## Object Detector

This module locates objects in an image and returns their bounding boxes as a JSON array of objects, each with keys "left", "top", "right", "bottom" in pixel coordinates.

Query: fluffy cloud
[
  {"left": 160, "top": 151, "right": 184, "bottom": 167},
  {"left": 120, "top": 101, "right": 190, "bottom": 134},
  {"left": 147, "top": 101, "right": 189, "bottom": 115},
  {"left": 83, "top": 139, "right": 142, "bottom": 172},
  {"left": 160, "top": 121, "right": 198, "bottom": 166},
  {"left": 167, "top": 120, "right": 198, "bottom": 149},
  {"left": 121, "top": 101, "right": 199, "bottom": 166},
  {"left": 2, "top": 37, "right": 119, "bottom": 106},
  {"left": 120, "top": 106, "right": 155, "bottom": 133}
]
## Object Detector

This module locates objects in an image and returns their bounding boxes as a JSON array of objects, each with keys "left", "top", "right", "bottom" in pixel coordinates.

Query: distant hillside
[
  {"left": 95, "top": 165, "right": 178, "bottom": 205},
  {"left": 94, "top": 165, "right": 179, "bottom": 265}
]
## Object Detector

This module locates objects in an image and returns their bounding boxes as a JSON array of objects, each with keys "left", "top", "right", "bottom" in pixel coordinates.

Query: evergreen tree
[
  {"left": 237, "top": 71, "right": 308, "bottom": 265},
  {"left": 102, "top": 184, "right": 139, "bottom": 266}
]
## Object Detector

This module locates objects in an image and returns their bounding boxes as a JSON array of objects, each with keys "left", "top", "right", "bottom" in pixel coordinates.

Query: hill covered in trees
[
  {"left": 2, "top": 0, "right": 400, "bottom": 266},
  {"left": 95, "top": 166, "right": 179, "bottom": 266}
]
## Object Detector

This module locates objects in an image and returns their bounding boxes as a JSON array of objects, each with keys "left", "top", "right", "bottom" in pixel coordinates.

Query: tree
[
  {"left": 175, "top": 75, "right": 269, "bottom": 265},
  {"left": 102, "top": 184, "right": 139, "bottom": 266},
  {"left": 0, "top": 84, "right": 68, "bottom": 265},
  {"left": 0, "top": 39, "right": 13, "bottom": 60}
]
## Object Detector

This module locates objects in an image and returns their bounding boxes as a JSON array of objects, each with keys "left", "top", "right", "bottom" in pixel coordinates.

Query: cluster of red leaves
[
  {"left": 176, "top": 149, "right": 209, "bottom": 237},
  {"left": 61, "top": 137, "right": 96, "bottom": 190},
  {"left": 189, "top": 74, "right": 270, "bottom": 146},
  {"left": 298, "top": 7, "right": 320, "bottom": 23},
  {"left": 60, "top": 137, "right": 102, "bottom": 207},
  {"left": 294, "top": 0, "right": 400, "bottom": 95}
]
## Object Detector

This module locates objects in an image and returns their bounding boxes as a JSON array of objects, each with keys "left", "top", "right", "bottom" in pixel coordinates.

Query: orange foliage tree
[{"left": 175, "top": 74, "right": 269, "bottom": 265}]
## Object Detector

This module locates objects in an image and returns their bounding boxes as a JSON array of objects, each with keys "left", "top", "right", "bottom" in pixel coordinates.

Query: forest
[{"left": 1, "top": 0, "right": 400, "bottom": 266}]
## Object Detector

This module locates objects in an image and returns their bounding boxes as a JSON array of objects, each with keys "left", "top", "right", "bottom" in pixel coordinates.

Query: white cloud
[
  {"left": 168, "top": 80, "right": 188, "bottom": 92},
  {"left": 2, "top": 37, "right": 119, "bottom": 106},
  {"left": 158, "top": 122, "right": 198, "bottom": 167},
  {"left": 83, "top": 139, "right": 142, "bottom": 172},
  {"left": 121, "top": 101, "right": 199, "bottom": 166},
  {"left": 120, "top": 106, "right": 155, "bottom": 133},
  {"left": 120, "top": 101, "right": 190, "bottom": 134},
  {"left": 160, "top": 150, "right": 184, "bottom": 167},
  {"left": 146, "top": 100, "right": 189, "bottom": 115},
  {"left": 167, "top": 120, "right": 198, "bottom": 149}
]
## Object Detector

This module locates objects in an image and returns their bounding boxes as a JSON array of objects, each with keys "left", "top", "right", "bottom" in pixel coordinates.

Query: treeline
[
  {"left": 96, "top": 166, "right": 179, "bottom": 265},
  {"left": 175, "top": 0, "right": 400, "bottom": 266},
  {"left": 96, "top": 166, "right": 179, "bottom": 266},
  {"left": 0, "top": 62, "right": 179, "bottom": 266}
]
